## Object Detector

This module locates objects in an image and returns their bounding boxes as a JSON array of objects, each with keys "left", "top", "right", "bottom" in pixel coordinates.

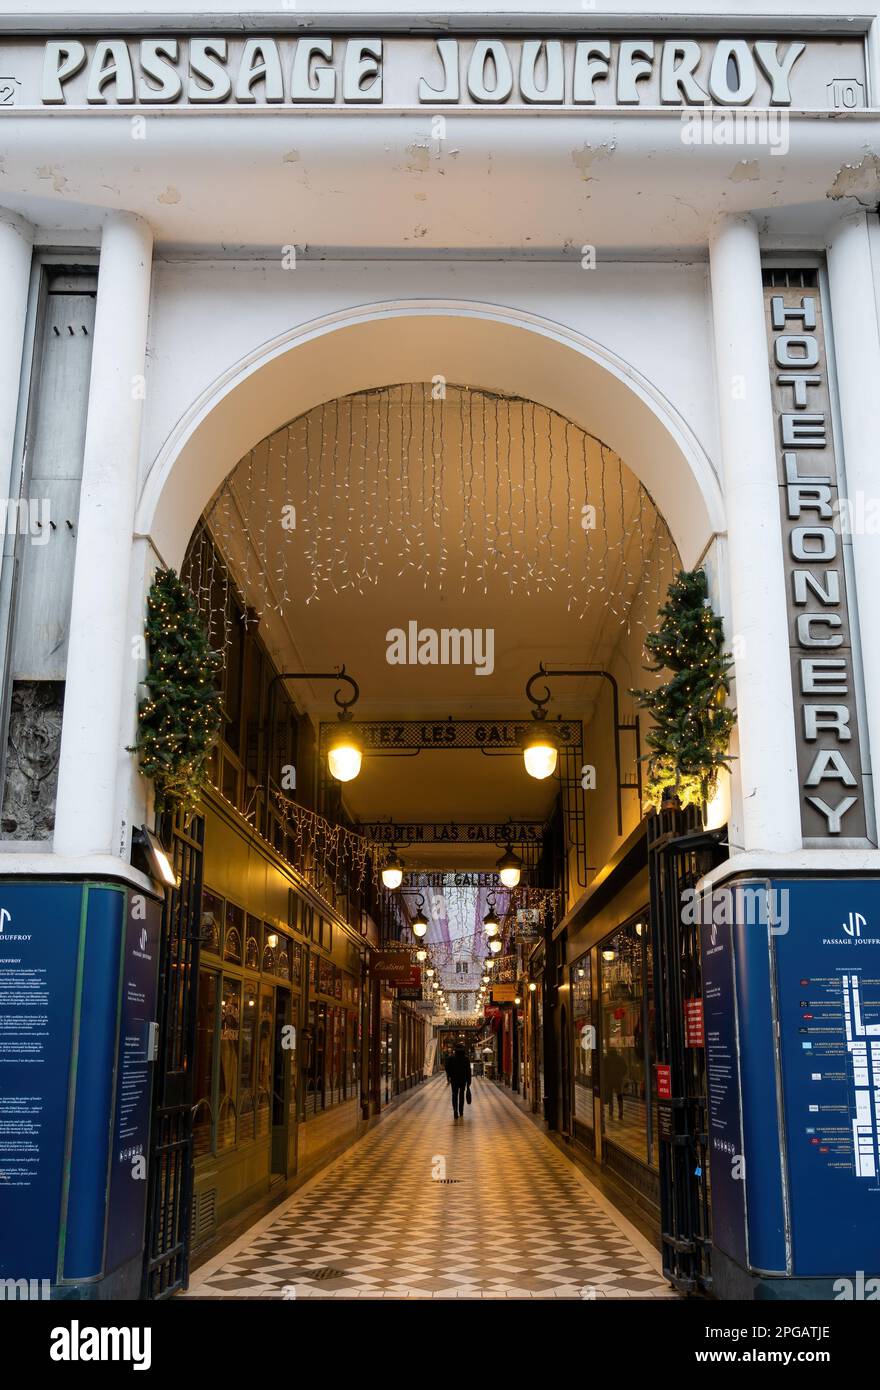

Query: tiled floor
[{"left": 183, "top": 1075, "right": 677, "bottom": 1300}]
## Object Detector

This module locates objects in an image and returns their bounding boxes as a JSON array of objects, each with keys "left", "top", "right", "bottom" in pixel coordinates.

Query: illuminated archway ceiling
[{"left": 197, "top": 384, "right": 678, "bottom": 859}]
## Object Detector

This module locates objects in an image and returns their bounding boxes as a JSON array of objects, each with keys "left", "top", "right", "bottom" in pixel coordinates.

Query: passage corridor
[{"left": 184, "top": 1077, "right": 677, "bottom": 1300}]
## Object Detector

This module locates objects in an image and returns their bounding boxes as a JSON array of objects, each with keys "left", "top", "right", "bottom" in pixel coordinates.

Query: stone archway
[{"left": 137, "top": 301, "right": 723, "bottom": 570}]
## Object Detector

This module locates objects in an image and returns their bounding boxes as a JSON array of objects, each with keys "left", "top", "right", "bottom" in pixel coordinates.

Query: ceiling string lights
[{"left": 200, "top": 383, "right": 676, "bottom": 635}]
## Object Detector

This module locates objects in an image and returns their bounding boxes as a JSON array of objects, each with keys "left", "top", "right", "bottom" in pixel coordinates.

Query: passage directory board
[{"left": 773, "top": 879, "right": 880, "bottom": 1274}]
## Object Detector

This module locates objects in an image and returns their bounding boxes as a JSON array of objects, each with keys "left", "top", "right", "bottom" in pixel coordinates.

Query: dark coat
[{"left": 446, "top": 1048, "right": 471, "bottom": 1086}]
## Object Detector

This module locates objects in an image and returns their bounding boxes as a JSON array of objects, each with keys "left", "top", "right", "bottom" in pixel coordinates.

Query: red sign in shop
[
  {"left": 684, "top": 997, "right": 704, "bottom": 1047},
  {"left": 655, "top": 1063, "right": 672, "bottom": 1100}
]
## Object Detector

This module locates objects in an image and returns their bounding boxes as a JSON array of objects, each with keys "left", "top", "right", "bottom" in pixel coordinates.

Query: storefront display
[
  {"left": 598, "top": 915, "right": 656, "bottom": 1170},
  {"left": 571, "top": 952, "right": 594, "bottom": 1134},
  {"left": 192, "top": 889, "right": 304, "bottom": 1157}
]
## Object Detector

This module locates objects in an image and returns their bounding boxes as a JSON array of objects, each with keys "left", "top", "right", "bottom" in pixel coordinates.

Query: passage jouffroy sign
[{"left": 0, "top": 35, "right": 867, "bottom": 109}]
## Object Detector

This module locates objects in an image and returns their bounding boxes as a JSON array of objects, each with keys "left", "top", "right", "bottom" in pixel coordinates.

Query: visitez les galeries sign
[{"left": 0, "top": 34, "right": 868, "bottom": 109}]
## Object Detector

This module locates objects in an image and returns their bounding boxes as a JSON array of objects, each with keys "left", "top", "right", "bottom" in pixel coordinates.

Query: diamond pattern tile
[{"left": 183, "top": 1076, "right": 677, "bottom": 1300}]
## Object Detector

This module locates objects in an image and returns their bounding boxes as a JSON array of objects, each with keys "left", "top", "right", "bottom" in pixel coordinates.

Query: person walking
[{"left": 447, "top": 1043, "right": 471, "bottom": 1119}]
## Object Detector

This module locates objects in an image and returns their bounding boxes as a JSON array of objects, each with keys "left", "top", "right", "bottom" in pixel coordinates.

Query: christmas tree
[
  {"left": 632, "top": 569, "right": 735, "bottom": 812},
  {"left": 130, "top": 568, "right": 223, "bottom": 818}
]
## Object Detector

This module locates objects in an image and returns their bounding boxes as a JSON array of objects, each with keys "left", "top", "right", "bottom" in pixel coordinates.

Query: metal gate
[
  {"left": 648, "top": 803, "right": 726, "bottom": 1295},
  {"left": 142, "top": 812, "right": 204, "bottom": 1299}
]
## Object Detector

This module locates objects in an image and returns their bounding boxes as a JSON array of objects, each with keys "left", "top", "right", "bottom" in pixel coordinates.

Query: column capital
[
  {"left": 100, "top": 208, "right": 153, "bottom": 235},
  {"left": 708, "top": 209, "right": 758, "bottom": 249},
  {"left": 0, "top": 209, "right": 34, "bottom": 243},
  {"left": 826, "top": 204, "right": 871, "bottom": 248}
]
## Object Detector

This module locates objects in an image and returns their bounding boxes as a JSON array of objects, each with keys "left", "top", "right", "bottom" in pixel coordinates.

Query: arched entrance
[
  {"left": 134, "top": 304, "right": 725, "bottom": 1291},
  {"left": 137, "top": 303, "right": 723, "bottom": 570}
]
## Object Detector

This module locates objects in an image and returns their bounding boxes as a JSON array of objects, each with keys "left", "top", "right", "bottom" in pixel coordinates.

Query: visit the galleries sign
[{"left": 0, "top": 34, "right": 868, "bottom": 110}]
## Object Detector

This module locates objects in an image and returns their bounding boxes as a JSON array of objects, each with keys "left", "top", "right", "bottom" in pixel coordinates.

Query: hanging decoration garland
[
  {"left": 201, "top": 383, "right": 676, "bottom": 634},
  {"left": 632, "top": 568, "right": 736, "bottom": 812},
  {"left": 271, "top": 798, "right": 559, "bottom": 952},
  {"left": 131, "top": 568, "right": 224, "bottom": 818},
  {"left": 273, "top": 792, "right": 378, "bottom": 892}
]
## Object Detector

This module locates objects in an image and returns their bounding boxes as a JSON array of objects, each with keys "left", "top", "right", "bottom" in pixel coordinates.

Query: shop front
[
  {"left": 187, "top": 790, "right": 370, "bottom": 1252},
  {"left": 569, "top": 908, "right": 659, "bottom": 1210}
]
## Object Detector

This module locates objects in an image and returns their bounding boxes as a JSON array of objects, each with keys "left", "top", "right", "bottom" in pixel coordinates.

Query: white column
[
  {"left": 709, "top": 214, "right": 801, "bottom": 853},
  {"left": 826, "top": 209, "right": 880, "bottom": 823},
  {"left": 0, "top": 212, "right": 33, "bottom": 507},
  {"left": 54, "top": 213, "right": 153, "bottom": 858}
]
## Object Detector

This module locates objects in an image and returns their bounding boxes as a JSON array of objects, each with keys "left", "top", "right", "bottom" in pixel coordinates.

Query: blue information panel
[
  {"left": 773, "top": 878, "right": 880, "bottom": 1275},
  {"left": 105, "top": 893, "right": 161, "bottom": 1273},
  {"left": 0, "top": 883, "right": 83, "bottom": 1281},
  {"left": 700, "top": 907, "right": 748, "bottom": 1266}
]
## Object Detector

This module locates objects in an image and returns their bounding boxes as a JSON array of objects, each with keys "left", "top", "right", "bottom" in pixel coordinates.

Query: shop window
[
  {"left": 290, "top": 941, "right": 302, "bottom": 989},
  {"left": 598, "top": 915, "right": 652, "bottom": 1166},
  {"left": 223, "top": 902, "right": 244, "bottom": 965},
  {"left": 346, "top": 1010, "right": 358, "bottom": 1096},
  {"left": 256, "top": 987, "right": 273, "bottom": 1138},
  {"left": 327, "top": 1007, "right": 340, "bottom": 1106},
  {"left": 200, "top": 889, "right": 223, "bottom": 955},
  {"left": 192, "top": 970, "right": 218, "bottom": 1158},
  {"left": 287, "top": 890, "right": 299, "bottom": 933},
  {"left": 382, "top": 1022, "right": 393, "bottom": 1104},
  {"left": 307, "top": 1001, "right": 325, "bottom": 1116},
  {"left": 218, "top": 978, "right": 242, "bottom": 1150},
  {"left": 319, "top": 957, "right": 333, "bottom": 997},
  {"left": 571, "top": 952, "right": 594, "bottom": 1131},
  {"left": 238, "top": 980, "right": 258, "bottom": 1142},
  {"left": 245, "top": 914, "right": 261, "bottom": 971},
  {"left": 277, "top": 936, "right": 290, "bottom": 981},
  {"left": 270, "top": 928, "right": 291, "bottom": 980}
]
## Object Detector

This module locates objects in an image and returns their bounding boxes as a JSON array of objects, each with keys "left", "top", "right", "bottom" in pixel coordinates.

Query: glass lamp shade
[
  {"left": 412, "top": 918, "right": 428, "bottom": 938},
  {"left": 381, "top": 848, "right": 405, "bottom": 890},
  {"left": 416, "top": 948, "right": 427, "bottom": 962},
  {"left": 483, "top": 910, "right": 500, "bottom": 937},
  {"left": 327, "top": 726, "right": 362, "bottom": 782},
  {"left": 488, "top": 937, "right": 502, "bottom": 955},
  {"left": 426, "top": 967, "right": 435, "bottom": 979},
  {"left": 495, "top": 845, "right": 522, "bottom": 888},
  {"left": 528, "top": 981, "right": 537, "bottom": 992},
  {"left": 523, "top": 728, "right": 558, "bottom": 780}
]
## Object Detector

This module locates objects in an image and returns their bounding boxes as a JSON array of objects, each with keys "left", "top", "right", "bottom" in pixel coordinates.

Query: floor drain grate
[
  {"left": 434, "top": 1179, "right": 462, "bottom": 1184},
  {"left": 296, "top": 1267, "right": 346, "bottom": 1281}
]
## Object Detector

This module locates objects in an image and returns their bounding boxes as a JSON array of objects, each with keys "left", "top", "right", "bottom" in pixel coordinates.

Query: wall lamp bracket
[{"left": 524, "top": 663, "right": 641, "bottom": 836}]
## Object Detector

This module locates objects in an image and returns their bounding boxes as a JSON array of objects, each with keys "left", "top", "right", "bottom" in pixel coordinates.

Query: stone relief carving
[{"left": 0, "top": 680, "right": 63, "bottom": 839}]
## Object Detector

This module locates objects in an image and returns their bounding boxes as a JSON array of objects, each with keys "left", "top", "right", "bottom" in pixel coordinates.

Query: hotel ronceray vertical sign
[
  {"left": 763, "top": 279, "right": 868, "bottom": 841},
  {"left": 0, "top": 35, "right": 868, "bottom": 109}
]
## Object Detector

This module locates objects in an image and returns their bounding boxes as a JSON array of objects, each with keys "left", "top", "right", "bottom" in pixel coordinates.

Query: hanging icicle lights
[{"left": 202, "top": 383, "right": 676, "bottom": 626}]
